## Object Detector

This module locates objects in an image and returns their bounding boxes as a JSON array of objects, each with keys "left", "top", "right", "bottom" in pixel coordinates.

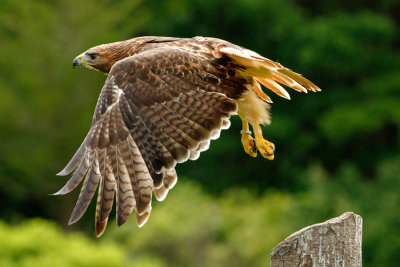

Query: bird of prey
[{"left": 56, "top": 36, "right": 320, "bottom": 237}]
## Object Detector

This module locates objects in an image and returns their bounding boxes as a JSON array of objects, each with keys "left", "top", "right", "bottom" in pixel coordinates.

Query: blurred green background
[{"left": 1, "top": 0, "right": 399, "bottom": 266}]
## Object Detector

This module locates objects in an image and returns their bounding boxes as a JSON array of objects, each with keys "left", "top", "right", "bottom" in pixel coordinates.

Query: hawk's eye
[{"left": 86, "top": 53, "right": 99, "bottom": 61}]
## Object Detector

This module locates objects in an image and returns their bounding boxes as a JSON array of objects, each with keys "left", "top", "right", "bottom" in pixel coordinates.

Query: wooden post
[{"left": 270, "top": 212, "right": 362, "bottom": 267}]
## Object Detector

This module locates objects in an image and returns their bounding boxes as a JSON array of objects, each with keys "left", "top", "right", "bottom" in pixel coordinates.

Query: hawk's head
[{"left": 72, "top": 40, "right": 137, "bottom": 74}]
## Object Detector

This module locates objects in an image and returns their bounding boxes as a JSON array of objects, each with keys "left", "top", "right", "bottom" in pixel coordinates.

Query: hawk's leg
[
  {"left": 251, "top": 123, "right": 275, "bottom": 160},
  {"left": 240, "top": 119, "right": 257, "bottom": 157}
]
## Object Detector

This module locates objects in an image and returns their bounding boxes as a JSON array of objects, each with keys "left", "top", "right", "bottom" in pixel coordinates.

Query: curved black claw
[{"left": 251, "top": 143, "right": 258, "bottom": 154}]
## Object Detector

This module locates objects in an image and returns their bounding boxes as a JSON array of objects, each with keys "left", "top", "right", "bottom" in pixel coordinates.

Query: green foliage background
[{"left": 0, "top": 0, "right": 399, "bottom": 266}]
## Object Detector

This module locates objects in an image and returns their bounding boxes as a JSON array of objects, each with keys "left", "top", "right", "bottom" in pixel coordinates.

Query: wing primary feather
[
  {"left": 57, "top": 141, "right": 87, "bottom": 176},
  {"left": 153, "top": 168, "right": 178, "bottom": 201},
  {"left": 95, "top": 216, "right": 108, "bottom": 238},
  {"left": 98, "top": 147, "right": 117, "bottom": 222},
  {"left": 126, "top": 137, "right": 139, "bottom": 194},
  {"left": 95, "top": 149, "right": 109, "bottom": 237},
  {"left": 68, "top": 151, "right": 101, "bottom": 225},
  {"left": 164, "top": 169, "right": 178, "bottom": 189},
  {"left": 154, "top": 185, "right": 168, "bottom": 201},
  {"left": 115, "top": 143, "right": 136, "bottom": 226},
  {"left": 95, "top": 176, "right": 107, "bottom": 237},
  {"left": 127, "top": 136, "right": 154, "bottom": 223},
  {"left": 53, "top": 150, "right": 94, "bottom": 195},
  {"left": 136, "top": 208, "right": 151, "bottom": 227}
]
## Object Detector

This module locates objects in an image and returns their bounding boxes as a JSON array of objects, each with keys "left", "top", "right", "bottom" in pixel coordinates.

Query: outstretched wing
[{"left": 55, "top": 46, "right": 247, "bottom": 236}]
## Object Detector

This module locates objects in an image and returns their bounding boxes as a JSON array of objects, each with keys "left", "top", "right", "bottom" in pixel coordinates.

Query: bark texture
[{"left": 270, "top": 212, "right": 362, "bottom": 267}]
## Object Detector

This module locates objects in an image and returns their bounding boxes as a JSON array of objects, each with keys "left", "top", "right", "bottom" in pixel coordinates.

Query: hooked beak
[{"left": 72, "top": 55, "right": 82, "bottom": 68}]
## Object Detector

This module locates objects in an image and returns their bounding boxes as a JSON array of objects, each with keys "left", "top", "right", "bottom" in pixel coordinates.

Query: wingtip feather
[
  {"left": 95, "top": 218, "right": 108, "bottom": 237},
  {"left": 136, "top": 211, "right": 150, "bottom": 227},
  {"left": 57, "top": 141, "right": 87, "bottom": 176},
  {"left": 57, "top": 169, "right": 70, "bottom": 176},
  {"left": 52, "top": 189, "right": 66, "bottom": 196},
  {"left": 68, "top": 214, "right": 81, "bottom": 225},
  {"left": 154, "top": 186, "right": 169, "bottom": 201}
]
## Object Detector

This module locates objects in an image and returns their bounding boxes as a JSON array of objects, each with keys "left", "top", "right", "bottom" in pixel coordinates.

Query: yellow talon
[
  {"left": 255, "top": 138, "right": 275, "bottom": 160},
  {"left": 251, "top": 123, "right": 275, "bottom": 160},
  {"left": 241, "top": 133, "right": 257, "bottom": 157}
]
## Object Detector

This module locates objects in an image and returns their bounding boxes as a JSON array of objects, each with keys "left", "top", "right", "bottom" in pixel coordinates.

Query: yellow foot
[
  {"left": 255, "top": 138, "right": 275, "bottom": 160},
  {"left": 250, "top": 123, "right": 275, "bottom": 160},
  {"left": 241, "top": 133, "right": 257, "bottom": 157}
]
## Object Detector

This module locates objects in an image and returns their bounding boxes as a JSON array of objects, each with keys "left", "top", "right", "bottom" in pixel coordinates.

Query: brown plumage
[{"left": 58, "top": 36, "right": 320, "bottom": 237}]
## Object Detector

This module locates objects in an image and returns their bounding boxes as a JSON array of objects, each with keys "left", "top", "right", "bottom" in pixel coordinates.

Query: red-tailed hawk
[{"left": 56, "top": 36, "right": 320, "bottom": 236}]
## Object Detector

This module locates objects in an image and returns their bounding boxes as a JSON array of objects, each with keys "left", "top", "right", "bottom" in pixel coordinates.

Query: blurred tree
[{"left": 0, "top": 219, "right": 131, "bottom": 267}]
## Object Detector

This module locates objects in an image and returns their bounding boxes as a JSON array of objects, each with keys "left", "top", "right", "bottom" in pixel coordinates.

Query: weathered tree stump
[{"left": 270, "top": 212, "right": 362, "bottom": 267}]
